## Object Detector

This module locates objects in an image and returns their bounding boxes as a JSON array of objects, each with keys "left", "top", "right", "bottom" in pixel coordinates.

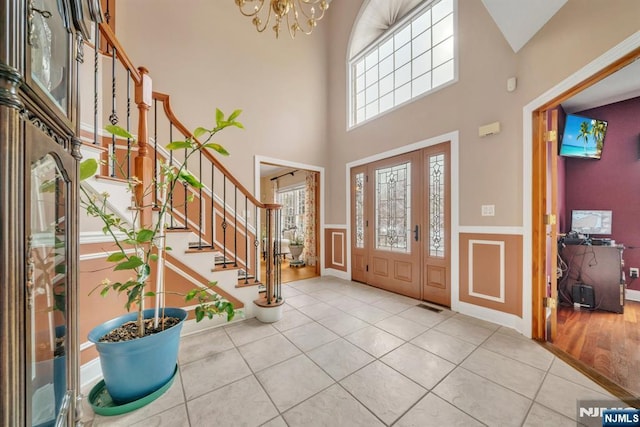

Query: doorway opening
[
  {"left": 530, "top": 40, "right": 640, "bottom": 400},
  {"left": 256, "top": 158, "right": 323, "bottom": 283}
]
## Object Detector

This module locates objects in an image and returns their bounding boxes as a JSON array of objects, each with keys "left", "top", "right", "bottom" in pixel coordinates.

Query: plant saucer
[{"left": 88, "top": 365, "right": 178, "bottom": 416}]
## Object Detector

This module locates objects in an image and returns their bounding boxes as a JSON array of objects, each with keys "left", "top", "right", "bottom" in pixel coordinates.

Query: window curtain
[{"left": 303, "top": 172, "right": 317, "bottom": 265}]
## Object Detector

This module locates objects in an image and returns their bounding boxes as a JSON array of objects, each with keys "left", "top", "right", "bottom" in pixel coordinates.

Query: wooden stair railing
[{"left": 87, "top": 21, "right": 282, "bottom": 308}]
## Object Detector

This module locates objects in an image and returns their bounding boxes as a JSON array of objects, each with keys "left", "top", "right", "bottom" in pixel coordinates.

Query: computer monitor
[{"left": 571, "top": 210, "right": 612, "bottom": 235}]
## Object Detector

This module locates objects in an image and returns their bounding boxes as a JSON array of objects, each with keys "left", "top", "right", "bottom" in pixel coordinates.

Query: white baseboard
[
  {"left": 321, "top": 268, "right": 350, "bottom": 281},
  {"left": 626, "top": 288, "right": 640, "bottom": 302},
  {"left": 454, "top": 301, "right": 527, "bottom": 337},
  {"left": 80, "top": 357, "right": 103, "bottom": 390}
]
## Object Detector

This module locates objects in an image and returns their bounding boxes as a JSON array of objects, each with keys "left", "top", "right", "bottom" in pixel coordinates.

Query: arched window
[{"left": 348, "top": 0, "right": 457, "bottom": 128}]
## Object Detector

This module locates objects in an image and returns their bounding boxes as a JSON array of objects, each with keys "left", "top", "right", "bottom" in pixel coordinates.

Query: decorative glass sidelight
[
  {"left": 429, "top": 153, "right": 445, "bottom": 257},
  {"left": 354, "top": 172, "right": 365, "bottom": 248},
  {"left": 375, "top": 163, "right": 411, "bottom": 252}
]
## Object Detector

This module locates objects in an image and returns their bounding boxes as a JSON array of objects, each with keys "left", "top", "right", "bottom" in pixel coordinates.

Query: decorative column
[
  {"left": 134, "top": 66, "right": 153, "bottom": 227},
  {"left": 0, "top": 59, "right": 26, "bottom": 427}
]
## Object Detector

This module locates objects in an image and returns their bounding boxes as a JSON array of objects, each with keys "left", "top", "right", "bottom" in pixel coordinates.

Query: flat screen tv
[
  {"left": 571, "top": 210, "right": 612, "bottom": 235},
  {"left": 559, "top": 114, "right": 608, "bottom": 159}
]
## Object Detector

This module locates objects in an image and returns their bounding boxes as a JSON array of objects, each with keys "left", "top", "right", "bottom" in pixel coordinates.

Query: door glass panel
[
  {"left": 429, "top": 153, "right": 445, "bottom": 257},
  {"left": 29, "top": 154, "right": 67, "bottom": 426},
  {"left": 375, "top": 162, "right": 411, "bottom": 252},
  {"left": 354, "top": 172, "right": 365, "bottom": 248},
  {"left": 30, "top": 0, "right": 69, "bottom": 114}
]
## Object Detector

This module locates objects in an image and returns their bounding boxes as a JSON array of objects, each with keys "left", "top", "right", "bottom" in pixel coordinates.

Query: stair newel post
[
  {"left": 274, "top": 206, "right": 282, "bottom": 302},
  {"left": 264, "top": 205, "right": 274, "bottom": 304},
  {"left": 134, "top": 66, "right": 153, "bottom": 228}
]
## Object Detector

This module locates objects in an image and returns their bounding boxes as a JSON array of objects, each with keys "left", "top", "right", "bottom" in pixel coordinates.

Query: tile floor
[{"left": 83, "top": 276, "right": 622, "bottom": 426}]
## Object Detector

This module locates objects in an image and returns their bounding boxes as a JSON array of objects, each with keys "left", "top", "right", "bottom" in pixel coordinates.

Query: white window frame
[
  {"left": 348, "top": 0, "right": 458, "bottom": 130},
  {"left": 277, "top": 185, "right": 306, "bottom": 238}
]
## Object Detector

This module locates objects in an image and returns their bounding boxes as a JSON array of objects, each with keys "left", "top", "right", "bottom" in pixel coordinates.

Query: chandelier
[{"left": 235, "top": 0, "right": 330, "bottom": 39}]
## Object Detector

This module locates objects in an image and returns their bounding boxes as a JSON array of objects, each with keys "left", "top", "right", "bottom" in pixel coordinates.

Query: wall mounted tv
[
  {"left": 571, "top": 210, "right": 612, "bottom": 235},
  {"left": 559, "top": 114, "right": 608, "bottom": 159}
]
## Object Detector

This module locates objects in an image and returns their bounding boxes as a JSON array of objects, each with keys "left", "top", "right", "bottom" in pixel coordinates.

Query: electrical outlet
[{"left": 630, "top": 267, "right": 639, "bottom": 279}]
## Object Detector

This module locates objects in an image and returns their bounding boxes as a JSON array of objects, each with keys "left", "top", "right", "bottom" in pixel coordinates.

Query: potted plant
[{"left": 80, "top": 108, "right": 242, "bottom": 405}]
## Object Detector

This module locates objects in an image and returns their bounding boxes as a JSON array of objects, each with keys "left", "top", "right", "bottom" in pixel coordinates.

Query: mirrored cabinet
[{"left": 1, "top": 1, "right": 102, "bottom": 426}]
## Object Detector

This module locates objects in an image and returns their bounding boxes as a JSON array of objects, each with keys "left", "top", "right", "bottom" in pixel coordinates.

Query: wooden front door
[{"left": 351, "top": 143, "right": 451, "bottom": 304}]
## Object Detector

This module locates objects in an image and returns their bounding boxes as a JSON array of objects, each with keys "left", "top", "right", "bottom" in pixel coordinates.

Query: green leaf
[
  {"left": 230, "top": 121, "right": 245, "bottom": 129},
  {"left": 165, "top": 246, "right": 173, "bottom": 251},
  {"left": 195, "top": 306, "right": 205, "bottom": 322},
  {"left": 114, "top": 256, "right": 144, "bottom": 271},
  {"left": 166, "top": 141, "right": 192, "bottom": 150},
  {"left": 193, "top": 127, "right": 208, "bottom": 138},
  {"left": 144, "top": 291, "right": 156, "bottom": 297},
  {"left": 228, "top": 109, "right": 242, "bottom": 121},
  {"left": 178, "top": 170, "right": 204, "bottom": 189},
  {"left": 203, "top": 143, "right": 230, "bottom": 156},
  {"left": 149, "top": 254, "right": 159, "bottom": 262},
  {"left": 105, "top": 124, "right": 135, "bottom": 140},
  {"left": 136, "top": 228, "right": 155, "bottom": 243},
  {"left": 185, "top": 289, "right": 198, "bottom": 301},
  {"left": 106, "top": 252, "right": 126, "bottom": 262},
  {"left": 215, "top": 108, "right": 224, "bottom": 127},
  {"left": 79, "top": 159, "right": 98, "bottom": 181}
]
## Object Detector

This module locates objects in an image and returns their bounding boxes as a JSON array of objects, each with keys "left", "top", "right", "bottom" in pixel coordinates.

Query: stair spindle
[
  {"left": 244, "top": 195, "right": 249, "bottom": 284},
  {"left": 153, "top": 99, "right": 158, "bottom": 208},
  {"left": 222, "top": 175, "right": 227, "bottom": 268},
  {"left": 109, "top": 45, "right": 118, "bottom": 177},
  {"left": 234, "top": 187, "right": 238, "bottom": 267},
  {"left": 126, "top": 71, "right": 131, "bottom": 179},
  {"left": 254, "top": 204, "right": 260, "bottom": 283},
  {"left": 211, "top": 163, "right": 215, "bottom": 249},
  {"left": 198, "top": 150, "right": 203, "bottom": 248}
]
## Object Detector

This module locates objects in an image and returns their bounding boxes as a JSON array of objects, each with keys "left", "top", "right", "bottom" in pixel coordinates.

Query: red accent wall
[{"left": 563, "top": 97, "right": 640, "bottom": 289}]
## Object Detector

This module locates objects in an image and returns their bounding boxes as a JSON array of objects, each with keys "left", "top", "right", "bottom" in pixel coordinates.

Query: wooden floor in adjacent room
[
  {"left": 259, "top": 259, "right": 318, "bottom": 284},
  {"left": 555, "top": 301, "right": 640, "bottom": 396}
]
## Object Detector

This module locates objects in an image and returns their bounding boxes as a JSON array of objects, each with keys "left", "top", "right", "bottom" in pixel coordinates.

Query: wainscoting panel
[
  {"left": 324, "top": 228, "right": 347, "bottom": 272},
  {"left": 459, "top": 233, "right": 523, "bottom": 317}
]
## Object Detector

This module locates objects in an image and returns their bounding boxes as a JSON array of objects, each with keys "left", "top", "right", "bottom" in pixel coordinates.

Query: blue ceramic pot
[{"left": 88, "top": 308, "right": 187, "bottom": 404}]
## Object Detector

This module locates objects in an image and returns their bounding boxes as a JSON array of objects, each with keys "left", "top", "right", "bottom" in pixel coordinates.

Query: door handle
[{"left": 413, "top": 225, "right": 419, "bottom": 242}]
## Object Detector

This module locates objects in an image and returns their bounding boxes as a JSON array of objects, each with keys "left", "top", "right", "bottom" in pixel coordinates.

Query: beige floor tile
[
  {"left": 130, "top": 404, "right": 190, "bottom": 427},
  {"left": 307, "top": 338, "right": 375, "bottom": 381},
  {"left": 481, "top": 332, "right": 555, "bottom": 371},
  {"left": 317, "top": 312, "right": 369, "bottom": 336},
  {"left": 285, "top": 294, "right": 321, "bottom": 308},
  {"left": 224, "top": 318, "right": 279, "bottom": 346},
  {"left": 179, "top": 327, "right": 234, "bottom": 365},
  {"left": 345, "top": 325, "right": 405, "bottom": 357},
  {"left": 375, "top": 315, "right": 428, "bottom": 340},
  {"left": 395, "top": 393, "right": 485, "bottom": 427},
  {"left": 461, "top": 347, "right": 546, "bottom": 398},
  {"left": 256, "top": 354, "right": 334, "bottom": 412},
  {"left": 297, "top": 301, "right": 343, "bottom": 320},
  {"left": 187, "top": 376, "right": 278, "bottom": 426},
  {"left": 549, "top": 357, "right": 614, "bottom": 395},
  {"left": 433, "top": 367, "right": 532, "bottom": 426},
  {"left": 340, "top": 361, "right": 426, "bottom": 425},
  {"left": 382, "top": 343, "right": 455, "bottom": 389},
  {"left": 181, "top": 347, "right": 251, "bottom": 400},
  {"left": 260, "top": 416, "right": 288, "bottom": 427},
  {"left": 238, "top": 333, "right": 301, "bottom": 372},
  {"left": 373, "top": 297, "right": 416, "bottom": 314},
  {"left": 283, "top": 384, "right": 384, "bottom": 427},
  {"left": 283, "top": 321, "right": 340, "bottom": 352},
  {"left": 523, "top": 403, "right": 577, "bottom": 427},
  {"left": 434, "top": 317, "right": 495, "bottom": 345},
  {"left": 271, "top": 309, "right": 313, "bottom": 332},
  {"left": 411, "top": 329, "right": 477, "bottom": 364},
  {"left": 349, "top": 304, "right": 393, "bottom": 323}
]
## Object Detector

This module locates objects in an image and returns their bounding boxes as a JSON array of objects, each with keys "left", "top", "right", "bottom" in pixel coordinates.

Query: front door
[{"left": 351, "top": 143, "right": 451, "bottom": 304}]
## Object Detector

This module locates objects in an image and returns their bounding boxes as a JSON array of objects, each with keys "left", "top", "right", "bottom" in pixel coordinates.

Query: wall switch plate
[
  {"left": 630, "top": 267, "right": 639, "bottom": 278},
  {"left": 481, "top": 205, "right": 495, "bottom": 216}
]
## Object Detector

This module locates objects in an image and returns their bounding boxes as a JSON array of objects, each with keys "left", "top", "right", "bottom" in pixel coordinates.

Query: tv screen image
[
  {"left": 571, "top": 210, "right": 612, "bottom": 235},
  {"left": 559, "top": 114, "right": 608, "bottom": 159}
]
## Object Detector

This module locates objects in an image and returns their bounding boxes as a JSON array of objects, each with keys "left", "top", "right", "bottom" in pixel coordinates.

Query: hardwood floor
[
  {"left": 555, "top": 301, "right": 640, "bottom": 396},
  {"left": 259, "top": 259, "right": 318, "bottom": 284}
]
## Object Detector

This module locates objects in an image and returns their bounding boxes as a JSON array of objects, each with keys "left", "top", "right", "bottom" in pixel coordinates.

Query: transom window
[{"left": 349, "top": 0, "right": 456, "bottom": 128}]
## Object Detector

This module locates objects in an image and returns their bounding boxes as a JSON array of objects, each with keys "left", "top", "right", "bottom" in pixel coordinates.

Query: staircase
[{"left": 77, "top": 20, "right": 283, "bottom": 366}]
